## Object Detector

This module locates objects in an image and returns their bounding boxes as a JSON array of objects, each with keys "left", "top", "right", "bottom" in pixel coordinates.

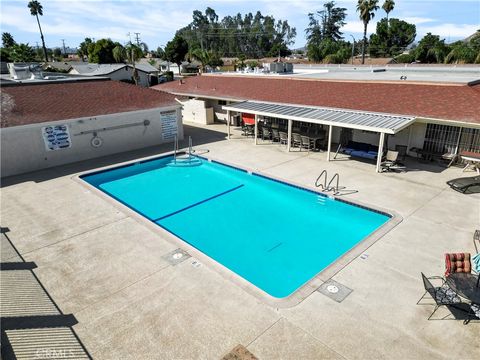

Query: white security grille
[{"left": 423, "top": 124, "right": 480, "bottom": 154}]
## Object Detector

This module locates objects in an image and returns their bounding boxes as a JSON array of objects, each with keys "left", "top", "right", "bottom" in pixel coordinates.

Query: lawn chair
[
  {"left": 279, "top": 131, "right": 288, "bottom": 146},
  {"left": 292, "top": 133, "right": 302, "bottom": 149},
  {"left": 447, "top": 175, "right": 480, "bottom": 194},
  {"left": 417, "top": 273, "right": 462, "bottom": 320},
  {"left": 300, "top": 136, "right": 314, "bottom": 152},
  {"left": 242, "top": 124, "right": 254, "bottom": 138},
  {"left": 262, "top": 127, "right": 272, "bottom": 142},
  {"left": 271, "top": 128, "right": 280, "bottom": 143},
  {"left": 381, "top": 150, "right": 406, "bottom": 172}
]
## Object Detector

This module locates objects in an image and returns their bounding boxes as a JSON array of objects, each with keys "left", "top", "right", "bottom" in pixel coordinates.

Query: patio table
[
  {"left": 460, "top": 151, "right": 480, "bottom": 174},
  {"left": 446, "top": 273, "right": 480, "bottom": 304}
]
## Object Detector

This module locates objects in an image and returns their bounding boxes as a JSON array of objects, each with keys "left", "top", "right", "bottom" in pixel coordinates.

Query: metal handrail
[
  {"left": 188, "top": 136, "right": 192, "bottom": 159},
  {"left": 173, "top": 134, "right": 178, "bottom": 164},
  {"left": 327, "top": 173, "right": 339, "bottom": 193},
  {"left": 315, "top": 170, "right": 328, "bottom": 190}
]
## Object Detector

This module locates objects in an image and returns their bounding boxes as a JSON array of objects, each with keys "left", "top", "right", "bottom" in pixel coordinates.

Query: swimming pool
[{"left": 81, "top": 155, "right": 391, "bottom": 298}]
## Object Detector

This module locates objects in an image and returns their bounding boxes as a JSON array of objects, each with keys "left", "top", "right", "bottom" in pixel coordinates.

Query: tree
[
  {"left": 176, "top": 8, "right": 295, "bottom": 58},
  {"left": 305, "top": 2, "right": 347, "bottom": 62},
  {"left": 382, "top": 0, "right": 395, "bottom": 23},
  {"left": 2, "top": 32, "right": 16, "bottom": 48},
  {"left": 53, "top": 47, "right": 62, "bottom": 58},
  {"left": 112, "top": 44, "right": 126, "bottom": 63},
  {"left": 164, "top": 34, "right": 188, "bottom": 74},
  {"left": 28, "top": 1, "right": 48, "bottom": 62},
  {"left": 369, "top": 18, "right": 416, "bottom": 57},
  {"left": 444, "top": 33, "right": 480, "bottom": 64},
  {"left": 9, "top": 43, "right": 36, "bottom": 62},
  {"left": 357, "top": 0, "right": 379, "bottom": 64},
  {"left": 151, "top": 46, "right": 165, "bottom": 59},
  {"left": 88, "top": 38, "right": 123, "bottom": 63},
  {"left": 414, "top": 33, "right": 449, "bottom": 63},
  {"left": 444, "top": 42, "right": 477, "bottom": 64},
  {"left": 77, "top": 37, "right": 93, "bottom": 61}
]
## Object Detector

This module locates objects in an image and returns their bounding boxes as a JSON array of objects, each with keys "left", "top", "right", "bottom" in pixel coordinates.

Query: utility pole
[
  {"left": 61, "top": 39, "right": 66, "bottom": 56},
  {"left": 134, "top": 32, "right": 141, "bottom": 46},
  {"left": 128, "top": 32, "right": 138, "bottom": 86}
]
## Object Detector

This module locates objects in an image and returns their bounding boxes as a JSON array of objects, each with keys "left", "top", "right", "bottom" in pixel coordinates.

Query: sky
[{"left": 0, "top": 0, "right": 479, "bottom": 51}]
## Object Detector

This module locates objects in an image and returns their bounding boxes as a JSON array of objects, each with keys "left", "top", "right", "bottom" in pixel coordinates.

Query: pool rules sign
[{"left": 161, "top": 110, "right": 177, "bottom": 140}]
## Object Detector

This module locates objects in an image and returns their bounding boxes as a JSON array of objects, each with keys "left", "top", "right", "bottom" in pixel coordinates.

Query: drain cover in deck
[
  {"left": 161, "top": 248, "right": 191, "bottom": 266},
  {"left": 317, "top": 279, "right": 353, "bottom": 303}
]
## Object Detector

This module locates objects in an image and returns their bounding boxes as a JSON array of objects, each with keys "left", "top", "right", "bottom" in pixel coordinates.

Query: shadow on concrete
[
  {"left": 0, "top": 228, "right": 92, "bottom": 360},
  {"left": 1, "top": 124, "right": 227, "bottom": 187}
]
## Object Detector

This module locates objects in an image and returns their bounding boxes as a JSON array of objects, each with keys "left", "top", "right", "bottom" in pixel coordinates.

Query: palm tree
[
  {"left": 112, "top": 45, "right": 126, "bottom": 63},
  {"left": 190, "top": 48, "right": 211, "bottom": 72},
  {"left": 28, "top": 1, "right": 48, "bottom": 62},
  {"left": 382, "top": 0, "right": 395, "bottom": 23},
  {"left": 357, "top": 0, "right": 379, "bottom": 64}
]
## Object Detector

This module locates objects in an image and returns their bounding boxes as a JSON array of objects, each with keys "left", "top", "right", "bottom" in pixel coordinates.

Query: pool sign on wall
[
  {"left": 161, "top": 110, "right": 177, "bottom": 140},
  {"left": 42, "top": 124, "right": 72, "bottom": 151}
]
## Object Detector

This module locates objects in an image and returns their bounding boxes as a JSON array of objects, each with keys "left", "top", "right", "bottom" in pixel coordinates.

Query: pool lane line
[{"left": 153, "top": 184, "right": 245, "bottom": 222}]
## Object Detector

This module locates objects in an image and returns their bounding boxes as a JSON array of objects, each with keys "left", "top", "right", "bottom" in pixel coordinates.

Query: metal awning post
[
  {"left": 226, "top": 110, "right": 231, "bottom": 140},
  {"left": 376, "top": 132, "right": 385, "bottom": 173},
  {"left": 254, "top": 114, "right": 258, "bottom": 145},
  {"left": 287, "top": 119, "right": 292, "bottom": 152},
  {"left": 327, "top": 125, "right": 333, "bottom": 161}
]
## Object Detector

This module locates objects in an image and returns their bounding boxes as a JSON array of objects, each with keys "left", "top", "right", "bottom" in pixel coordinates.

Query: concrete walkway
[{"left": 1, "top": 123, "right": 479, "bottom": 359}]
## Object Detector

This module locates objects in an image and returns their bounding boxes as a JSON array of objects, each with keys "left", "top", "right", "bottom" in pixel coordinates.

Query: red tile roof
[
  {"left": 1, "top": 79, "right": 178, "bottom": 128},
  {"left": 153, "top": 75, "right": 480, "bottom": 125}
]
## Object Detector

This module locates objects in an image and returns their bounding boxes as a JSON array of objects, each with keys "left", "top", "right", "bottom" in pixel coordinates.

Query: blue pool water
[{"left": 82, "top": 156, "right": 390, "bottom": 298}]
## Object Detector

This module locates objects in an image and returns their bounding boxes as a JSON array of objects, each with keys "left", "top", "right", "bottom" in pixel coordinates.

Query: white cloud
[
  {"left": 419, "top": 23, "right": 479, "bottom": 38},
  {"left": 402, "top": 17, "right": 435, "bottom": 24}
]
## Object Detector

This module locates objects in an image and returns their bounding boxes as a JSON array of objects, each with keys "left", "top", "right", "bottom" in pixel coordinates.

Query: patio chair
[
  {"left": 292, "top": 133, "right": 302, "bottom": 149},
  {"left": 271, "top": 128, "right": 280, "bottom": 143},
  {"left": 262, "top": 127, "right": 272, "bottom": 142},
  {"left": 300, "top": 136, "right": 314, "bottom": 152},
  {"left": 381, "top": 150, "right": 406, "bottom": 172},
  {"left": 445, "top": 253, "right": 471, "bottom": 277},
  {"left": 242, "top": 124, "right": 254, "bottom": 138},
  {"left": 279, "top": 131, "right": 288, "bottom": 146},
  {"left": 417, "top": 273, "right": 462, "bottom": 320},
  {"left": 446, "top": 175, "right": 480, "bottom": 194}
]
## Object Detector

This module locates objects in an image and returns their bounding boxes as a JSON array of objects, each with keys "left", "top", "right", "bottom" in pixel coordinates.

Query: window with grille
[{"left": 423, "top": 124, "right": 480, "bottom": 154}]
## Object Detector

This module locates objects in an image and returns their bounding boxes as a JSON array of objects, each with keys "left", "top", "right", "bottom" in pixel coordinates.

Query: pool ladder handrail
[
  {"left": 327, "top": 173, "right": 340, "bottom": 194},
  {"left": 315, "top": 170, "right": 340, "bottom": 194},
  {"left": 315, "top": 169, "right": 328, "bottom": 190},
  {"left": 188, "top": 136, "right": 193, "bottom": 159},
  {"left": 173, "top": 134, "right": 179, "bottom": 164}
]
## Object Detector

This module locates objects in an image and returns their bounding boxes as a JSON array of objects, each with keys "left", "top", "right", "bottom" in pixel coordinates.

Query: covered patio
[{"left": 223, "top": 101, "right": 415, "bottom": 172}]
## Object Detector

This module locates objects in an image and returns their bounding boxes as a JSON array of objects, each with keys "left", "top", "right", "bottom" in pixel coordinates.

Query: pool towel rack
[{"left": 315, "top": 170, "right": 340, "bottom": 194}]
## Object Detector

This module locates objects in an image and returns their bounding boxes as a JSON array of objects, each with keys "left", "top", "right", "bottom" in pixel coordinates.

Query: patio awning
[{"left": 223, "top": 101, "right": 415, "bottom": 134}]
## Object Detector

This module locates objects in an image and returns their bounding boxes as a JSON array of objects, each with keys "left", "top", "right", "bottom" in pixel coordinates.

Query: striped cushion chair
[{"left": 445, "top": 253, "right": 471, "bottom": 277}]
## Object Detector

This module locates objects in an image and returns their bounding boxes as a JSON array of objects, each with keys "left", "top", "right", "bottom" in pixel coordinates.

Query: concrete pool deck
[{"left": 1, "top": 123, "right": 479, "bottom": 359}]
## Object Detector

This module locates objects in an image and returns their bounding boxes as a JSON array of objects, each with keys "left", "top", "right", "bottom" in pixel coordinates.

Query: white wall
[
  {"left": 180, "top": 99, "right": 214, "bottom": 125},
  {"left": 1, "top": 106, "right": 182, "bottom": 177}
]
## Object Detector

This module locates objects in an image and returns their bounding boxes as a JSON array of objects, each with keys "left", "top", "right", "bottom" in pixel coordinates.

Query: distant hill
[{"left": 464, "top": 30, "right": 480, "bottom": 42}]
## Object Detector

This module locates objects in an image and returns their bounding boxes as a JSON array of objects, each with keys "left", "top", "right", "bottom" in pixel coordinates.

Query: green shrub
[
  {"left": 394, "top": 53, "right": 415, "bottom": 63},
  {"left": 164, "top": 71, "right": 174, "bottom": 81}
]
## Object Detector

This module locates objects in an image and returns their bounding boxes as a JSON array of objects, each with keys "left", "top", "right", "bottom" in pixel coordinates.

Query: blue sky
[{"left": 1, "top": 0, "right": 479, "bottom": 51}]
